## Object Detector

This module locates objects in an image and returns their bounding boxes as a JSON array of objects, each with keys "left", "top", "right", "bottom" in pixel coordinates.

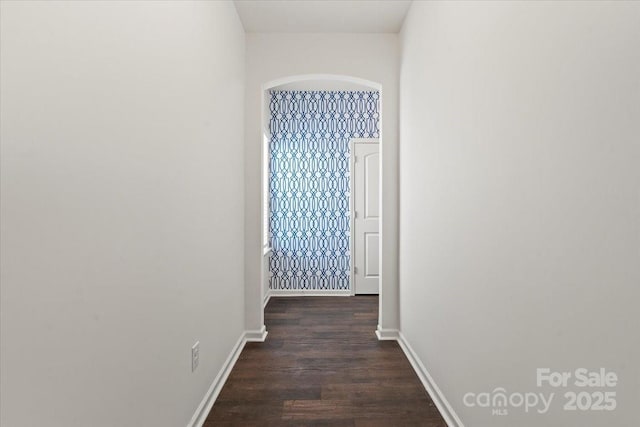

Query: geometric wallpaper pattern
[{"left": 268, "top": 90, "right": 380, "bottom": 290}]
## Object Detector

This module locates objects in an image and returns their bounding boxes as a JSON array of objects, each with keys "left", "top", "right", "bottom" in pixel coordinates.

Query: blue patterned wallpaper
[{"left": 268, "top": 90, "right": 380, "bottom": 291}]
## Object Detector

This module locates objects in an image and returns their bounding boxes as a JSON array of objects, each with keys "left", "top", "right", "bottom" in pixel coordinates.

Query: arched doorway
[{"left": 260, "top": 74, "right": 386, "bottom": 336}]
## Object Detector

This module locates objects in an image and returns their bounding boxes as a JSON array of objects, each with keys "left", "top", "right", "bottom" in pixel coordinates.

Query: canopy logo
[
  {"left": 462, "top": 368, "right": 617, "bottom": 416},
  {"left": 463, "top": 388, "right": 553, "bottom": 416}
]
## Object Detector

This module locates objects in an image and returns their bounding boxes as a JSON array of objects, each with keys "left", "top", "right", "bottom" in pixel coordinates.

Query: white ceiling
[{"left": 233, "top": 1, "right": 412, "bottom": 33}]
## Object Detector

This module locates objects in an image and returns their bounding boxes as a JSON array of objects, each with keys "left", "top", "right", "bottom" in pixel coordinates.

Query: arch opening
[{"left": 259, "top": 74, "right": 385, "bottom": 335}]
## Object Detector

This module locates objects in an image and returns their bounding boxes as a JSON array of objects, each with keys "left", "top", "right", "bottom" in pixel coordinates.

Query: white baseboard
[
  {"left": 268, "top": 290, "right": 352, "bottom": 297},
  {"left": 375, "top": 324, "right": 400, "bottom": 340},
  {"left": 245, "top": 325, "right": 268, "bottom": 342},
  {"left": 187, "top": 333, "right": 245, "bottom": 427},
  {"left": 187, "top": 328, "right": 267, "bottom": 427},
  {"left": 397, "top": 332, "right": 465, "bottom": 427}
]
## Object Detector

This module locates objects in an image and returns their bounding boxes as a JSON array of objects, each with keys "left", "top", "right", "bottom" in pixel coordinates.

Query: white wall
[
  {"left": 245, "top": 33, "right": 400, "bottom": 333},
  {"left": 0, "top": 2, "right": 245, "bottom": 426},
  {"left": 399, "top": 2, "right": 640, "bottom": 426}
]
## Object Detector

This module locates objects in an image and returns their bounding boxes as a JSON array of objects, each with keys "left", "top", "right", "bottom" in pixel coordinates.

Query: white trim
[
  {"left": 262, "top": 247, "right": 272, "bottom": 310},
  {"left": 263, "top": 74, "right": 381, "bottom": 92},
  {"left": 351, "top": 137, "right": 380, "bottom": 144},
  {"left": 187, "top": 333, "right": 246, "bottom": 427},
  {"left": 349, "top": 140, "right": 356, "bottom": 296},
  {"left": 265, "top": 289, "right": 353, "bottom": 304},
  {"left": 260, "top": 74, "right": 386, "bottom": 337},
  {"left": 187, "top": 328, "right": 270, "bottom": 427},
  {"left": 263, "top": 289, "right": 272, "bottom": 308},
  {"left": 375, "top": 324, "right": 399, "bottom": 340},
  {"left": 268, "top": 290, "right": 352, "bottom": 297},
  {"left": 245, "top": 325, "right": 268, "bottom": 342},
  {"left": 397, "top": 332, "right": 465, "bottom": 427}
]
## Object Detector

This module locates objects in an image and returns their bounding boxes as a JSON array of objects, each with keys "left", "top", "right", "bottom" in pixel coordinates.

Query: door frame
[
  {"left": 350, "top": 138, "right": 380, "bottom": 296},
  {"left": 259, "top": 74, "right": 397, "bottom": 340}
]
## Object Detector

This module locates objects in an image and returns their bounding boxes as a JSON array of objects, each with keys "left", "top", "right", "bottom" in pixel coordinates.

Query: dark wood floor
[{"left": 204, "top": 296, "right": 446, "bottom": 426}]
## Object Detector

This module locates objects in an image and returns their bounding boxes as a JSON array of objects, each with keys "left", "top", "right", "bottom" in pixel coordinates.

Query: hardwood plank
[{"left": 204, "top": 296, "right": 446, "bottom": 426}]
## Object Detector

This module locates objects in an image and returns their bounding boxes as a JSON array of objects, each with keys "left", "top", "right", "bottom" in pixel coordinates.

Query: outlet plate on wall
[{"left": 192, "top": 341, "right": 200, "bottom": 372}]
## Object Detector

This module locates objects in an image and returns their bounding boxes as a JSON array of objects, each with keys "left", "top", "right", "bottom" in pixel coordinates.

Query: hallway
[
  {"left": 2, "top": 2, "right": 638, "bottom": 426},
  {"left": 206, "top": 297, "right": 446, "bottom": 426}
]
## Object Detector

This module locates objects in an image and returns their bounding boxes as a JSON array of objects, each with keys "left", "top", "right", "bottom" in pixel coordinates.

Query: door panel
[
  {"left": 365, "top": 232, "right": 380, "bottom": 277},
  {"left": 353, "top": 142, "right": 380, "bottom": 294},
  {"left": 365, "top": 153, "right": 380, "bottom": 218}
]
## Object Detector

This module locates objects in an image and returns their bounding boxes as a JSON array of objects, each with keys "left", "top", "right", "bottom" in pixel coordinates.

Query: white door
[{"left": 352, "top": 141, "right": 380, "bottom": 294}]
